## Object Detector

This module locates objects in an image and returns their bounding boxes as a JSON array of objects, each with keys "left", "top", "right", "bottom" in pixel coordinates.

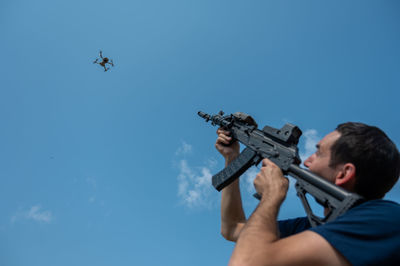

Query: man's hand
[
  {"left": 254, "top": 158, "right": 289, "bottom": 205},
  {"left": 215, "top": 128, "right": 240, "bottom": 163}
]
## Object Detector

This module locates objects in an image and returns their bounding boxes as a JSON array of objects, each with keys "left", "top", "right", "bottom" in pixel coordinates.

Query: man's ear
[{"left": 335, "top": 163, "right": 356, "bottom": 190}]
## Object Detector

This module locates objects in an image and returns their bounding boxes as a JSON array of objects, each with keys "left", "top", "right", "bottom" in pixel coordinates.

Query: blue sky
[{"left": 1, "top": 1, "right": 400, "bottom": 265}]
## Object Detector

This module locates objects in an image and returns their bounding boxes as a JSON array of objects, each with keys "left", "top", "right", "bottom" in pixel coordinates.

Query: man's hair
[{"left": 329, "top": 122, "right": 400, "bottom": 200}]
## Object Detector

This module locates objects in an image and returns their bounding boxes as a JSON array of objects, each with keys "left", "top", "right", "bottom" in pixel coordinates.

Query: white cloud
[
  {"left": 175, "top": 141, "right": 192, "bottom": 156},
  {"left": 243, "top": 166, "right": 260, "bottom": 194},
  {"left": 300, "top": 129, "right": 320, "bottom": 162},
  {"left": 205, "top": 158, "right": 218, "bottom": 169},
  {"left": 11, "top": 205, "right": 53, "bottom": 224},
  {"left": 175, "top": 140, "right": 218, "bottom": 208},
  {"left": 177, "top": 159, "right": 215, "bottom": 208}
]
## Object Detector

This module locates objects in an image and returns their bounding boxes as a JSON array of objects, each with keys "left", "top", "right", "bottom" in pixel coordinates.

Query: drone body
[{"left": 93, "top": 51, "right": 114, "bottom": 72}]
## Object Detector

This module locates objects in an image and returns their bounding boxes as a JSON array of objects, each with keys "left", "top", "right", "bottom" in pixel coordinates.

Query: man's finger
[
  {"left": 216, "top": 128, "right": 231, "bottom": 135},
  {"left": 216, "top": 135, "right": 231, "bottom": 145},
  {"left": 262, "top": 158, "right": 274, "bottom": 167}
]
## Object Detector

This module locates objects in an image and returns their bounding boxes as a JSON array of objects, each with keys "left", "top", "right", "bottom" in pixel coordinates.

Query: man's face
[{"left": 303, "top": 130, "right": 341, "bottom": 183}]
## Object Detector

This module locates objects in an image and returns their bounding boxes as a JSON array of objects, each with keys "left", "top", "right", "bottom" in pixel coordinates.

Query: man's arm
[
  {"left": 221, "top": 179, "right": 246, "bottom": 241},
  {"left": 216, "top": 129, "right": 246, "bottom": 242},
  {"left": 229, "top": 158, "right": 350, "bottom": 266}
]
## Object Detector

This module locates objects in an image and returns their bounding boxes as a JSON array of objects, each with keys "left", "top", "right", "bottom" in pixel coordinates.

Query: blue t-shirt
[{"left": 278, "top": 200, "right": 400, "bottom": 266}]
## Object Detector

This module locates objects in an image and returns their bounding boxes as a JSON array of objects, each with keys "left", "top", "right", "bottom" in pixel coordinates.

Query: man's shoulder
[
  {"left": 322, "top": 199, "right": 400, "bottom": 229},
  {"left": 359, "top": 199, "right": 400, "bottom": 207},
  {"left": 309, "top": 199, "right": 400, "bottom": 266},
  {"left": 348, "top": 199, "right": 400, "bottom": 218}
]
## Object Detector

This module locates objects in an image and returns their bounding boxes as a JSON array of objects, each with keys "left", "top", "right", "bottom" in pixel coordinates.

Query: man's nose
[{"left": 303, "top": 155, "right": 313, "bottom": 168}]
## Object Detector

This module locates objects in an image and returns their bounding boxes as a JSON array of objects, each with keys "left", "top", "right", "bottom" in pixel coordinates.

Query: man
[{"left": 215, "top": 122, "right": 400, "bottom": 265}]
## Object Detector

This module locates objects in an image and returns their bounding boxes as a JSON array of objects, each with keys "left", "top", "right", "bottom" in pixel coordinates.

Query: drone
[{"left": 93, "top": 50, "right": 114, "bottom": 72}]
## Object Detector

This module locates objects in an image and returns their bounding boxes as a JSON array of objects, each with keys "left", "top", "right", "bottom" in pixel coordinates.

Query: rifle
[{"left": 198, "top": 110, "right": 363, "bottom": 227}]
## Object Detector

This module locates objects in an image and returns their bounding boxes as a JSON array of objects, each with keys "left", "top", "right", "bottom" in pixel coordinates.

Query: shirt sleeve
[{"left": 278, "top": 217, "right": 310, "bottom": 238}]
